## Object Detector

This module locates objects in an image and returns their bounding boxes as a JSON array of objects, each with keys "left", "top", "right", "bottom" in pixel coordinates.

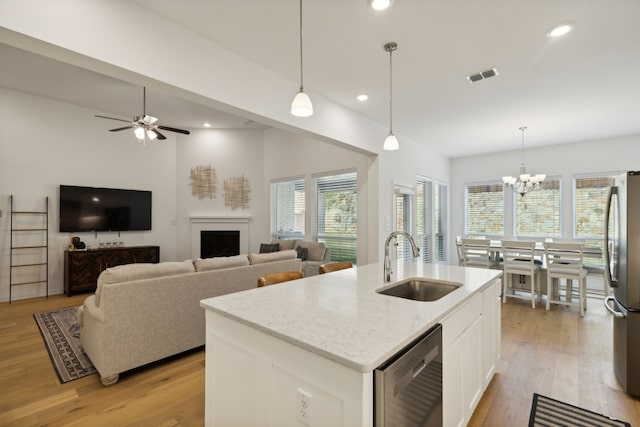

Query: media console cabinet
[{"left": 64, "top": 245, "right": 160, "bottom": 296}]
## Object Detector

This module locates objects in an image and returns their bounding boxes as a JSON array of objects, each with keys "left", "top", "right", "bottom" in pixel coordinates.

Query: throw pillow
[
  {"left": 259, "top": 243, "right": 280, "bottom": 253},
  {"left": 295, "top": 246, "right": 308, "bottom": 261},
  {"left": 293, "top": 241, "right": 326, "bottom": 261}
]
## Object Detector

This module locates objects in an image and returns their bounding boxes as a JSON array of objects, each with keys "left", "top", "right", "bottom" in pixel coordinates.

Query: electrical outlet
[{"left": 297, "top": 388, "right": 312, "bottom": 425}]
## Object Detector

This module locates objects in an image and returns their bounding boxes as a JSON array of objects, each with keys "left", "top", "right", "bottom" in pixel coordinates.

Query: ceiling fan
[{"left": 95, "top": 86, "right": 190, "bottom": 141}]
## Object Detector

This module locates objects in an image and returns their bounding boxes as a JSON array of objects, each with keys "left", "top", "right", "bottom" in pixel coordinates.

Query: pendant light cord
[
  {"left": 389, "top": 47, "right": 393, "bottom": 133},
  {"left": 519, "top": 126, "right": 527, "bottom": 164},
  {"left": 299, "top": 0, "right": 304, "bottom": 91}
]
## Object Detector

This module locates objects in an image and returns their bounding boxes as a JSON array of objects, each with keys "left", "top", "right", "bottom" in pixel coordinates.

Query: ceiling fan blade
[
  {"left": 95, "top": 115, "right": 131, "bottom": 123},
  {"left": 151, "top": 129, "right": 167, "bottom": 140},
  {"left": 158, "top": 125, "right": 190, "bottom": 135},
  {"left": 109, "top": 126, "right": 134, "bottom": 132}
]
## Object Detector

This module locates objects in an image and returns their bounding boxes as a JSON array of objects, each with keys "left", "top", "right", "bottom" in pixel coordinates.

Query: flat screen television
[{"left": 59, "top": 185, "right": 152, "bottom": 232}]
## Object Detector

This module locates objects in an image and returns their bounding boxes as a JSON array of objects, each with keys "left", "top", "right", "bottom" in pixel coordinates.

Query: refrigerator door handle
[
  {"left": 604, "top": 296, "right": 625, "bottom": 319},
  {"left": 604, "top": 185, "right": 618, "bottom": 287}
]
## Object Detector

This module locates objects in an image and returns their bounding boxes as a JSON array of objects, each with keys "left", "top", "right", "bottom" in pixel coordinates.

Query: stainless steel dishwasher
[{"left": 374, "top": 324, "right": 442, "bottom": 427}]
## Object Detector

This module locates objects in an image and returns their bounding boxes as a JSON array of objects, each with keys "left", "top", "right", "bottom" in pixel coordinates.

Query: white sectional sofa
[
  {"left": 78, "top": 251, "right": 301, "bottom": 385},
  {"left": 269, "top": 239, "right": 330, "bottom": 277}
]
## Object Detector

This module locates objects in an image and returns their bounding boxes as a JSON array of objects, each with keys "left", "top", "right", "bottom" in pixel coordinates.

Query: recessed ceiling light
[
  {"left": 547, "top": 23, "right": 573, "bottom": 38},
  {"left": 203, "top": 122, "right": 211, "bottom": 128},
  {"left": 369, "top": 0, "right": 392, "bottom": 11},
  {"left": 357, "top": 94, "right": 369, "bottom": 102}
]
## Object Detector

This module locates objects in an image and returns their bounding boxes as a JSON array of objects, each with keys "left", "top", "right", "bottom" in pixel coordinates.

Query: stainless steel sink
[{"left": 377, "top": 278, "right": 462, "bottom": 302}]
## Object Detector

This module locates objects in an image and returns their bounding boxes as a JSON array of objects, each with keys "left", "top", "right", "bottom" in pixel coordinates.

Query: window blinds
[
  {"left": 313, "top": 171, "right": 357, "bottom": 263},
  {"left": 270, "top": 178, "right": 305, "bottom": 240},
  {"left": 465, "top": 182, "right": 504, "bottom": 236}
]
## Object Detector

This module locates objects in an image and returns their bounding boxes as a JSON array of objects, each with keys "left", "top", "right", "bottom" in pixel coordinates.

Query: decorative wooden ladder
[{"left": 9, "top": 195, "right": 49, "bottom": 303}]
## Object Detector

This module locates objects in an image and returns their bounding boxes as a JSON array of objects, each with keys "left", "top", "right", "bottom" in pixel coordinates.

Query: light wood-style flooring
[
  {"left": 470, "top": 295, "right": 640, "bottom": 426},
  {"left": 1, "top": 293, "right": 639, "bottom": 426}
]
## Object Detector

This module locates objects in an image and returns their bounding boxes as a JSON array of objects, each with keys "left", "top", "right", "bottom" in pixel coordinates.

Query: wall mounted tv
[{"left": 59, "top": 185, "right": 152, "bottom": 232}]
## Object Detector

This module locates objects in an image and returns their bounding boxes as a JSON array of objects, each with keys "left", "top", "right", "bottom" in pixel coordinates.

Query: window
[
  {"left": 434, "top": 182, "right": 448, "bottom": 263},
  {"left": 416, "top": 176, "right": 433, "bottom": 262},
  {"left": 465, "top": 182, "right": 504, "bottom": 236},
  {"left": 574, "top": 173, "right": 616, "bottom": 268},
  {"left": 313, "top": 171, "right": 357, "bottom": 263},
  {"left": 270, "top": 177, "right": 305, "bottom": 240},
  {"left": 416, "top": 176, "right": 448, "bottom": 263},
  {"left": 514, "top": 178, "right": 561, "bottom": 237},
  {"left": 394, "top": 185, "right": 414, "bottom": 262}
]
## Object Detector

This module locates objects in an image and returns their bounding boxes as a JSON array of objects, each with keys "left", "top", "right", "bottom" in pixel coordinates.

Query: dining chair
[
  {"left": 455, "top": 236, "right": 464, "bottom": 266},
  {"left": 501, "top": 240, "right": 541, "bottom": 308},
  {"left": 461, "top": 238, "right": 498, "bottom": 269},
  {"left": 544, "top": 242, "right": 588, "bottom": 316},
  {"left": 319, "top": 262, "right": 353, "bottom": 274},
  {"left": 257, "top": 270, "right": 304, "bottom": 287}
]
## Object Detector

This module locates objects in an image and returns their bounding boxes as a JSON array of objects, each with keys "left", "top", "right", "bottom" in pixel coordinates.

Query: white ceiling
[{"left": 3, "top": 0, "right": 640, "bottom": 158}]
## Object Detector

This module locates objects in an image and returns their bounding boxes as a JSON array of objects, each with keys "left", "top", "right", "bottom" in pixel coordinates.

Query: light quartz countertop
[{"left": 200, "top": 262, "right": 502, "bottom": 373}]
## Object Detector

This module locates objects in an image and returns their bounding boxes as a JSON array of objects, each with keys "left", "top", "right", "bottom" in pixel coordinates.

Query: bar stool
[
  {"left": 501, "top": 240, "right": 541, "bottom": 308},
  {"left": 319, "top": 262, "right": 353, "bottom": 274},
  {"left": 544, "top": 242, "right": 588, "bottom": 316},
  {"left": 257, "top": 270, "right": 303, "bottom": 287}
]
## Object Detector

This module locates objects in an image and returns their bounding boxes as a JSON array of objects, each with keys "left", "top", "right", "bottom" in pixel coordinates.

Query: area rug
[
  {"left": 33, "top": 307, "right": 96, "bottom": 383},
  {"left": 529, "top": 393, "right": 630, "bottom": 427}
]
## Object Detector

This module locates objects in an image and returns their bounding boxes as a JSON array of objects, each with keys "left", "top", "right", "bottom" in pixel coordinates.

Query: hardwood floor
[
  {"left": 470, "top": 294, "right": 640, "bottom": 426},
  {"left": 0, "top": 295, "right": 205, "bottom": 427},
  {"left": 1, "top": 293, "right": 639, "bottom": 426}
]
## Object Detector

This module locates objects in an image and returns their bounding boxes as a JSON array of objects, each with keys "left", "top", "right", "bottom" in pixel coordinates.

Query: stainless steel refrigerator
[{"left": 604, "top": 171, "right": 640, "bottom": 397}]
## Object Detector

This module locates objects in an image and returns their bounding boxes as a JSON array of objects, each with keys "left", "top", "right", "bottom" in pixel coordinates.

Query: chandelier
[{"left": 502, "top": 126, "right": 546, "bottom": 196}]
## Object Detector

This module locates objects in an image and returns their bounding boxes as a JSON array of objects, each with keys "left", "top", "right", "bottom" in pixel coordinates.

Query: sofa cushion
[
  {"left": 95, "top": 260, "right": 195, "bottom": 306},
  {"left": 295, "top": 246, "right": 308, "bottom": 261},
  {"left": 248, "top": 249, "right": 297, "bottom": 265},
  {"left": 271, "top": 239, "right": 296, "bottom": 251},
  {"left": 259, "top": 243, "right": 280, "bottom": 253},
  {"left": 194, "top": 254, "right": 250, "bottom": 272},
  {"left": 293, "top": 241, "right": 326, "bottom": 261}
]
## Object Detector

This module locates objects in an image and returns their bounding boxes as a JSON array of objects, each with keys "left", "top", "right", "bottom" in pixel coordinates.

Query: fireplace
[
  {"left": 201, "top": 230, "right": 240, "bottom": 258},
  {"left": 189, "top": 216, "right": 250, "bottom": 259}
]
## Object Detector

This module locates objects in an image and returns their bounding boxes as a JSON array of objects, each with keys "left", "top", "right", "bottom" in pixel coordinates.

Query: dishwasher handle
[{"left": 393, "top": 345, "right": 439, "bottom": 397}]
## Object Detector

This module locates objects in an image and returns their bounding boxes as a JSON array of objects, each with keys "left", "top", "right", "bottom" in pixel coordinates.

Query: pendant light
[
  {"left": 291, "top": 0, "right": 313, "bottom": 117},
  {"left": 383, "top": 42, "right": 399, "bottom": 151},
  {"left": 502, "top": 126, "right": 546, "bottom": 196}
]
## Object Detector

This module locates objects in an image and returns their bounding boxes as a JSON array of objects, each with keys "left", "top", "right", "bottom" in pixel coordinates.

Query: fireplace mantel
[{"left": 190, "top": 216, "right": 251, "bottom": 258}]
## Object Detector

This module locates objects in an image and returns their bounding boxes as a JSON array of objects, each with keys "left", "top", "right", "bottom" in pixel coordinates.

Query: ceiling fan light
[
  {"left": 146, "top": 129, "right": 157, "bottom": 140},
  {"left": 134, "top": 127, "right": 145, "bottom": 140},
  {"left": 291, "top": 90, "right": 313, "bottom": 117},
  {"left": 370, "top": 0, "right": 392, "bottom": 11},
  {"left": 547, "top": 23, "right": 573, "bottom": 38},
  {"left": 383, "top": 132, "right": 399, "bottom": 151}
]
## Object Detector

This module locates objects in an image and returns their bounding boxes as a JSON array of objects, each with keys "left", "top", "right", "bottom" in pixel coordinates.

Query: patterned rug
[
  {"left": 529, "top": 393, "right": 630, "bottom": 427},
  {"left": 34, "top": 307, "right": 97, "bottom": 383}
]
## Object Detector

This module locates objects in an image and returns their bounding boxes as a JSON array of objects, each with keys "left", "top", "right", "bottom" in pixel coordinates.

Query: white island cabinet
[
  {"left": 200, "top": 262, "right": 502, "bottom": 427},
  {"left": 442, "top": 279, "right": 501, "bottom": 427}
]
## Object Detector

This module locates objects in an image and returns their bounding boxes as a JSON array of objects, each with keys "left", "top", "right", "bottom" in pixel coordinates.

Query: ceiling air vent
[{"left": 466, "top": 68, "right": 499, "bottom": 83}]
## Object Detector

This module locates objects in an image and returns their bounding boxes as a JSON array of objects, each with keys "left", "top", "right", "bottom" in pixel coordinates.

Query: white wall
[
  {"left": 0, "top": 1, "right": 452, "bottom": 266},
  {"left": 377, "top": 138, "right": 451, "bottom": 262},
  {"left": 175, "top": 129, "right": 266, "bottom": 260},
  {"left": 0, "top": 88, "right": 177, "bottom": 301},
  {"left": 263, "top": 128, "right": 377, "bottom": 264},
  {"left": 450, "top": 133, "right": 640, "bottom": 261}
]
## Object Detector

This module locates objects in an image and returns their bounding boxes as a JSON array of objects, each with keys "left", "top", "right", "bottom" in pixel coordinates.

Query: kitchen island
[{"left": 200, "top": 262, "right": 502, "bottom": 427}]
